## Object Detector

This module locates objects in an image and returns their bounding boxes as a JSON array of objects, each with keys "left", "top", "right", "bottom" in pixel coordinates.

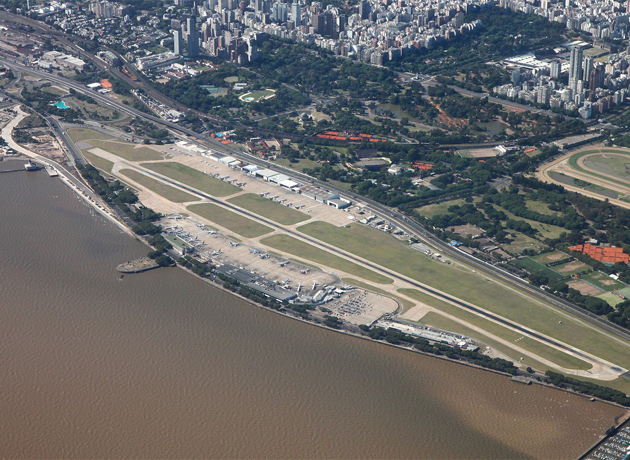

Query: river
[{"left": 0, "top": 167, "right": 624, "bottom": 459}]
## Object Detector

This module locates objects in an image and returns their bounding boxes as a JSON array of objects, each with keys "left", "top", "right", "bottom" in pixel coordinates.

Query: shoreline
[{"left": 44, "top": 163, "right": 630, "bottom": 413}]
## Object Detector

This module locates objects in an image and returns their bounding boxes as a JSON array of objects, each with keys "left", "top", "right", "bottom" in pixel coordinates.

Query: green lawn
[
  {"left": 531, "top": 250, "right": 569, "bottom": 265},
  {"left": 187, "top": 203, "right": 273, "bottom": 238},
  {"left": 551, "top": 260, "right": 590, "bottom": 276},
  {"left": 142, "top": 162, "right": 241, "bottom": 197},
  {"left": 492, "top": 204, "right": 566, "bottom": 240},
  {"left": 567, "top": 149, "right": 630, "bottom": 190},
  {"left": 295, "top": 221, "right": 630, "bottom": 367},
  {"left": 120, "top": 169, "right": 198, "bottom": 203},
  {"left": 261, "top": 234, "right": 392, "bottom": 284},
  {"left": 524, "top": 200, "right": 561, "bottom": 216},
  {"left": 89, "top": 139, "right": 163, "bottom": 162},
  {"left": 419, "top": 312, "right": 559, "bottom": 373},
  {"left": 82, "top": 150, "right": 114, "bottom": 173},
  {"left": 400, "top": 290, "right": 592, "bottom": 371},
  {"left": 596, "top": 292, "right": 626, "bottom": 307},
  {"left": 512, "top": 257, "right": 564, "bottom": 281},
  {"left": 415, "top": 198, "right": 469, "bottom": 219},
  {"left": 274, "top": 157, "right": 321, "bottom": 173},
  {"left": 580, "top": 271, "right": 626, "bottom": 292},
  {"left": 67, "top": 127, "right": 114, "bottom": 143},
  {"left": 240, "top": 89, "right": 275, "bottom": 102},
  {"left": 228, "top": 193, "right": 310, "bottom": 225}
]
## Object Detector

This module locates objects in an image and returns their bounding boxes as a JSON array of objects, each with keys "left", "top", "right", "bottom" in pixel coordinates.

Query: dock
[
  {"left": 46, "top": 166, "right": 59, "bottom": 177},
  {"left": 116, "top": 257, "right": 159, "bottom": 273}
]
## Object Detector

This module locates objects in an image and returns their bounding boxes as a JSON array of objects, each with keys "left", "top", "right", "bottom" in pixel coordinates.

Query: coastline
[{"left": 33, "top": 161, "right": 630, "bottom": 415}]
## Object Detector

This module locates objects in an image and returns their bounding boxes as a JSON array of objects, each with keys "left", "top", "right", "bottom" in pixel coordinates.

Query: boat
[{"left": 24, "top": 161, "right": 39, "bottom": 171}]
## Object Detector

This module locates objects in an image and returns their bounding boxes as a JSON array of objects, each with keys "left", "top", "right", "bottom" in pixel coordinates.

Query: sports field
[
  {"left": 512, "top": 257, "right": 564, "bottom": 281},
  {"left": 228, "top": 194, "right": 310, "bottom": 225},
  {"left": 296, "top": 221, "right": 630, "bottom": 366},
  {"left": 580, "top": 271, "right": 626, "bottom": 291},
  {"left": 120, "top": 169, "right": 198, "bottom": 203},
  {"left": 261, "top": 234, "right": 392, "bottom": 284},
  {"left": 187, "top": 203, "right": 273, "bottom": 238},
  {"left": 596, "top": 292, "right": 626, "bottom": 307},
  {"left": 239, "top": 89, "right": 276, "bottom": 102},
  {"left": 142, "top": 162, "right": 242, "bottom": 197}
]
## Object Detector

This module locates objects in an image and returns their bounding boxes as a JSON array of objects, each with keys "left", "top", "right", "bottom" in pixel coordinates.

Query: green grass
[
  {"left": 224, "top": 76, "right": 239, "bottom": 83},
  {"left": 419, "top": 312, "right": 556, "bottom": 373},
  {"left": 400, "top": 289, "right": 592, "bottom": 371},
  {"left": 82, "top": 150, "right": 113, "bottom": 173},
  {"left": 241, "top": 89, "right": 275, "bottom": 102},
  {"left": 415, "top": 198, "right": 469, "bottom": 219},
  {"left": 580, "top": 271, "right": 626, "bottom": 292},
  {"left": 67, "top": 127, "right": 114, "bottom": 143},
  {"left": 119, "top": 169, "right": 198, "bottom": 203},
  {"left": 228, "top": 193, "right": 310, "bottom": 225},
  {"left": 492, "top": 204, "right": 566, "bottom": 240},
  {"left": 583, "top": 154, "right": 630, "bottom": 183},
  {"left": 89, "top": 139, "right": 163, "bottom": 162},
  {"left": 274, "top": 157, "right": 321, "bottom": 173},
  {"left": 500, "top": 233, "right": 548, "bottom": 255},
  {"left": 551, "top": 259, "right": 590, "bottom": 276},
  {"left": 524, "top": 200, "right": 560, "bottom": 216},
  {"left": 512, "top": 257, "right": 564, "bottom": 281},
  {"left": 187, "top": 203, "right": 273, "bottom": 238},
  {"left": 567, "top": 149, "right": 630, "bottom": 189},
  {"left": 295, "top": 221, "right": 630, "bottom": 367},
  {"left": 261, "top": 234, "right": 392, "bottom": 284},
  {"left": 531, "top": 250, "right": 569, "bottom": 265},
  {"left": 341, "top": 278, "right": 413, "bottom": 311},
  {"left": 142, "top": 162, "right": 241, "bottom": 197},
  {"left": 596, "top": 292, "right": 626, "bottom": 307}
]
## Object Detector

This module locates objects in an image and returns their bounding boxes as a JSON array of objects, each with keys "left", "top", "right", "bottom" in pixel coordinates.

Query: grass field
[
  {"left": 531, "top": 250, "right": 569, "bottom": 265},
  {"left": 400, "top": 289, "right": 593, "bottom": 371},
  {"left": 82, "top": 150, "right": 114, "bottom": 173},
  {"left": 88, "top": 139, "right": 163, "bottom": 162},
  {"left": 492, "top": 205, "right": 566, "bottom": 240},
  {"left": 228, "top": 193, "right": 310, "bottom": 225},
  {"left": 615, "top": 287, "right": 630, "bottom": 298},
  {"left": 240, "top": 89, "right": 275, "bottom": 102},
  {"left": 583, "top": 155, "right": 630, "bottom": 183},
  {"left": 580, "top": 271, "right": 626, "bottom": 291},
  {"left": 67, "top": 127, "right": 114, "bottom": 143},
  {"left": 187, "top": 203, "right": 273, "bottom": 238},
  {"left": 501, "top": 233, "right": 548, "bottom": 255},
  {"left": 273, "top": 157, "right": 321, "bottom": 173},
  {"left": 512, "top": 257, "right": 564, "bottom": 281},
  {"left": 295, "top": 221, "right": 630, "bottom": 366},
  {"left": 552, "top": 260, "right": 590, "bottom": 276},
  {"left": 415, "top": 198, "right": 469, "bottom": 219},
  {"left": 525, "top": 200, "right": 561, "bottom": 216},
  {"left": 597, "top": 292, "right": 626, "bottom": 307},
  {"left": 142, "top": 162, "right": 241, "bottom": 197},
  {"left": 419, "top": 312, "right": 558, "bottom": 373},
  {"left": 261, "top": 234, "right": 392, "bottom": 284},
  {"left": 120, "top": 169, "right": 198, "bottom": 203},
  {"left": 566, "top": 149, "right": 630, "bottom": 190}
]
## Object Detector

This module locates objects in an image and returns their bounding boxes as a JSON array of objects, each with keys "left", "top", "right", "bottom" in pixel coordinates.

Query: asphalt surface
[{"left": 4, "top": 56, "right": 630, "bottom": 352}]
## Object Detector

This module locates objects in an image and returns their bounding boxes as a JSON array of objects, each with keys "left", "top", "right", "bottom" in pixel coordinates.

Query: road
[{"left": 4, "top": 56, "right": 630, "bottom": 351}]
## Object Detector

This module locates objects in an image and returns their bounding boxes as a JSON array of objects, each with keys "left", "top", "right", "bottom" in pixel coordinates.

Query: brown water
[{"left": 0, "top": 170, "right": 624, "bottom": 459}]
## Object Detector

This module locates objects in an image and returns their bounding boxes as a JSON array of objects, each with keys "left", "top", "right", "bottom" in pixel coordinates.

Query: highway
[{"left": 4, "top": 56, "right": 630, "bottom": 350}]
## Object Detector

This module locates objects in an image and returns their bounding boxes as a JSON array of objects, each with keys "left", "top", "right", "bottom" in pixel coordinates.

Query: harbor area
[{"left": 584, "top": 424, "right": 630, "bottom": 460}]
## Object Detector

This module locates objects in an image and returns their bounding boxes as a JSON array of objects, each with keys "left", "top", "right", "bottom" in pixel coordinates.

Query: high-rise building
[
  {"left": 569, "top": 46, "right": 583, "bottom": 83},
  {"left": 583, "top": 55, "right": 594, "bottom": 83},
  {"left": 187, "top": 16, "right": 200, "bottom": 57},
  {"left": 511, "top": 69, "right": 520, "bottom": 86},
  {"left": 550, "top": 60, "right": 561, "bottom": 79},
  {"left": 174, "top": 30, "right": 184, "bottom": 56},
  {"left": 290, "top": 0, "right": 301, "bottom": 26},
  {"left": 359, "top": 0, "right": 370, "bottom": 20}
]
